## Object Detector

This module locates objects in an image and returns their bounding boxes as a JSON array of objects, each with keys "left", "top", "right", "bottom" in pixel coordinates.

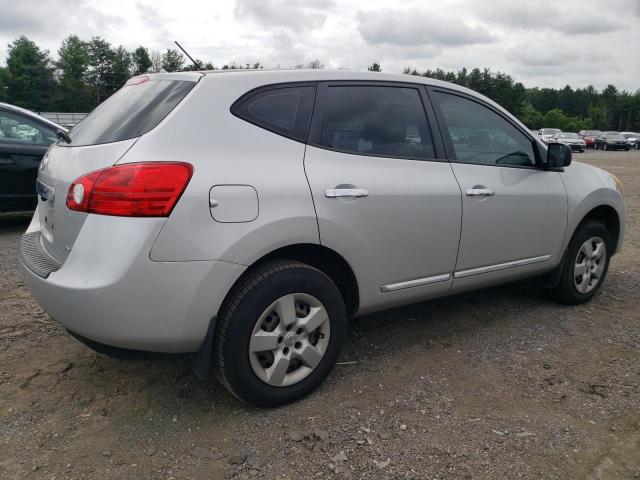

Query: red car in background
[{"left": 579, "top": 130, "right": 601, "bottom": 149}]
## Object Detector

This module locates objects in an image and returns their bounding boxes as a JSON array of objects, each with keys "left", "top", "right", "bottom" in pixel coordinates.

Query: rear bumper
[{"left": 20, "top": 213, "right": 246, "bottom": 353}]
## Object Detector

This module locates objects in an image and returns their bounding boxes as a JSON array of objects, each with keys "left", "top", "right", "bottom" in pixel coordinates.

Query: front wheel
[
  {"left": 213, "top": 261, "right": 347, "bottom": 407},
  {"left": 550, "top": 220, "right": 611, "bottom": 305}
]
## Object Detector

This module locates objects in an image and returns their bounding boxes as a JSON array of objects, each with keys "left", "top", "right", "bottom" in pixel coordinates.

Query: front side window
[
  {"left": 317, "top": 85, "right": 435, "bottom": 159},
  {"left": 434, "top": 92, "right": 536, "bottom": 167},
  {"left": 0, "top": 111, "right": 57, "bottom": 145},
  {"left": 232, "top": 85, "right": 315, "bottom": 142}
]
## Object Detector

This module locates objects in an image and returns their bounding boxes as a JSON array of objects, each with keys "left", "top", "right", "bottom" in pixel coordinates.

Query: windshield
[
  {"left": 621, "top": 133, "right": 636, "bottom": 138},
  {"left": 542, "top": 129, "right": 561, "bottom": 134},
  {"left": 583, "top": 130, "right": 601, "bottom": 136},
  {"left": 606, "top": 133, "right": 624, "bottom": 139},
  {"left": 558, "top": 133, "right": 580, "bottom": 139},
  {"left": 67, "top": 79, "right": 196, "bottom": 147}
]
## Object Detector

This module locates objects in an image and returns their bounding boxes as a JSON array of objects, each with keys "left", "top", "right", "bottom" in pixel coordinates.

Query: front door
[
  {"left": 304, "top": 83, "right": 462, "bottom": 314},
  {"left": 430, "top": 89, "right": 568, "bottom": 291}
]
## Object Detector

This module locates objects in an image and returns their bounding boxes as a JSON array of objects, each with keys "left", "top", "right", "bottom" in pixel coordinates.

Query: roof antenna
[{"left": 174, "top": 41, "right": 201, "bottom": 69}]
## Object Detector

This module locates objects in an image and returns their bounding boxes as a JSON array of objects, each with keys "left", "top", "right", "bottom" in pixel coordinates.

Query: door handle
[
  {"left": 465, "top": 188, "right": 495, "bottom": 197},
  {"left": 325, "top": 188, "right": 369, "bottom": 198}
]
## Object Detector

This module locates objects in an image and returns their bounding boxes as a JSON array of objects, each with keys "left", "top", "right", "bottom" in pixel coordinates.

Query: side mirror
[{"left": 547, "top": 142, "right": 571, "bottom": 168}]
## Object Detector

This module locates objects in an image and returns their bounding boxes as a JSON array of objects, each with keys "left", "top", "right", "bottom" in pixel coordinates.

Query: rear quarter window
[
  {"left": 231, "top": 84, "right": 316, "bottom": 142},
  {"left": 67, "top": 79, "right": 196, "bottom": 147}
]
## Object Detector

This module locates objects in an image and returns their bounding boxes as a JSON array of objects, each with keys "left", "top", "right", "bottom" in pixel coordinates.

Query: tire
[
  {"left": 603, "top": 143, "right": 608, "bottom": 151},
  {"left": 550, "top": 220, "right": 611, "bottom": 305},
  {"left": 213, "top": 260, "right": 347, "bottom": 407}
]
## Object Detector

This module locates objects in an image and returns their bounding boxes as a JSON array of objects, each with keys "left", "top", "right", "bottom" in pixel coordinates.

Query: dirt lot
[{"left": 1, "top": 149, "right": 639, "bottom": 480}]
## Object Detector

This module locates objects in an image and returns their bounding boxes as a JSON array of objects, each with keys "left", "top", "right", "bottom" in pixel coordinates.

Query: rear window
[{"left": 66, "top": 79, "right": 196, "bottom": 146}]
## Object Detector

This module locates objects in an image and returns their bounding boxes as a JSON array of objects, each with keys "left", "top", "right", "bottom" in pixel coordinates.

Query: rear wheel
[
  {"left": 550, "top": 220, "right": 611, "bottom": 305},
  {"left": 213, "top": 261, "right": 347, "bottom": 407}
]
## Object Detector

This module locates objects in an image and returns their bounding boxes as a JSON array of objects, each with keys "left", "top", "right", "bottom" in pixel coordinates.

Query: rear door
[
  {"left": 304, "top": 82, "right": 462, "bottom": 313},
  {"left": 429, "top": 88, "right": 567, "bottom": 292},
  {"left": 0, "top": 108, "right": 57, "bottom": 211}
]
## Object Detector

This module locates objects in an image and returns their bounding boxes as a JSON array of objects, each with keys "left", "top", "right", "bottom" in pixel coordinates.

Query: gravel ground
[{"left": 1, "top": 149, "right": 639, "bottom": 480}]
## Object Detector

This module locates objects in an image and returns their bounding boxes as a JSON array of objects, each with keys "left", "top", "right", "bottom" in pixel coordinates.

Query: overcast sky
[{"left": 1, "top": 0, "right": 639, "bottom": 90}]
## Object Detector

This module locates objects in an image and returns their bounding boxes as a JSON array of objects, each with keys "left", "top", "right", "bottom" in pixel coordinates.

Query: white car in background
[{"left": 538, "top": 128, "right": 562, "bottom": 144}]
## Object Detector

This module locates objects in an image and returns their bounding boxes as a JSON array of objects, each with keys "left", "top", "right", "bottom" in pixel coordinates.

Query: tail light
[{"left": 66, "top": 162, "right": 193, "bottom": 217}]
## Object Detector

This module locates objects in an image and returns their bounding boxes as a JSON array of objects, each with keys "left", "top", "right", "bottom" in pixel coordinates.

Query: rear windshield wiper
[{"left": 56, "top": 129, "right": 72, "bottom": 144}]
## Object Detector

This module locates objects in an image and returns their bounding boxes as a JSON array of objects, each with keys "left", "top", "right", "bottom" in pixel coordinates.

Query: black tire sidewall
[
  {"left": 555, "top": 221, "right": 611, "bottom": 304},
  {"left": 217, "top": 263, "right": 347, "bottom": 407}
]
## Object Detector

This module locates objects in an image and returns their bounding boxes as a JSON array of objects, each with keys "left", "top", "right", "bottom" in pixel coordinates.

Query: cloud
[
  {"left": 135, "top": 2, "right": 171, "bottom": 48},
  {"left": 505, "top": 47, "right": 575, "bottom": 67},
  {"left": 0, "top": 0, "right": 637, "bottom": 91},
  {"left": 472, "top": 0, "right": 624, "bottom": 35},
  {"left": 357, "top": 8, "right": 495, "bottom": 47},
  {"left": 0, "top": 1, "right": 121, "bottom": 43},
  {"left": 234, "top": 0, "right": 335, "bottom": 32}
]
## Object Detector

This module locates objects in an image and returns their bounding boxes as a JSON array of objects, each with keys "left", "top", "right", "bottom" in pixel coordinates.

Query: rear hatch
[{"left": 36, "top": 74, "right": 200, "bottom": 263}]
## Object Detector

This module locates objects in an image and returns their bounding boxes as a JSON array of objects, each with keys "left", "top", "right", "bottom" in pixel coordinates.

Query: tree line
[
  {"left": 0, "top": 36, "right": 273, "bottom": 113},
  {"left": 0, "top": 35, "right": 638, "bottom": 132},
  {"left": 403, "top": 67, "right": 640, "bottom": 132}
]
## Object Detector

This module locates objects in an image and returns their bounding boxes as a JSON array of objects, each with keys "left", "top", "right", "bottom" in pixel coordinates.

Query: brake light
[
  {"left": 66, "top": 162, "right": 193, "bottom": 217},
  {"left": 125, "top": 75, "right": 149, "bottom": 86}
]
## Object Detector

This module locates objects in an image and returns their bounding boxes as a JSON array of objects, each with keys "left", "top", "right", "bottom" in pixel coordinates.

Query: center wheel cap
[{"left": 284, "top": 332, "right": 297, "bottom": 347}]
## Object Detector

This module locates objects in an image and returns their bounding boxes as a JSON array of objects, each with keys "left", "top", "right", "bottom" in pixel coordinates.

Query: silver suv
[{"left": 20, "top": 70, "right": 625, "bottom": 406}]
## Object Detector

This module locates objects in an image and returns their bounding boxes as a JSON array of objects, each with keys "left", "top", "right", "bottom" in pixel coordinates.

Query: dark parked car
[
  {"left": 551, "top": 132, "right": 586, "bottom": 152},
  {"left": 0, "top": 102, "right": 66, "bottom": 212},
  {"left": 620, "top": 132, "right": 639, "bottom": 149},
  {"left": 595, "top": 132, "right": 630, "bottom": 151}
]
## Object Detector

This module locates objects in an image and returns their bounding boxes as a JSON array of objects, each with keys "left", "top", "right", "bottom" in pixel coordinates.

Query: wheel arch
[
  {"left": 188, "top": 243, "right": 360, "bottom": 379},
  {"left": 531, "top": 201, "right": 620, "bottom": 290},
  {"left": 575, "top": 204, "right": 621, "bottom": 254},
  {"left": 246, "top": 243, "right": 360, "bottom": 316}
]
